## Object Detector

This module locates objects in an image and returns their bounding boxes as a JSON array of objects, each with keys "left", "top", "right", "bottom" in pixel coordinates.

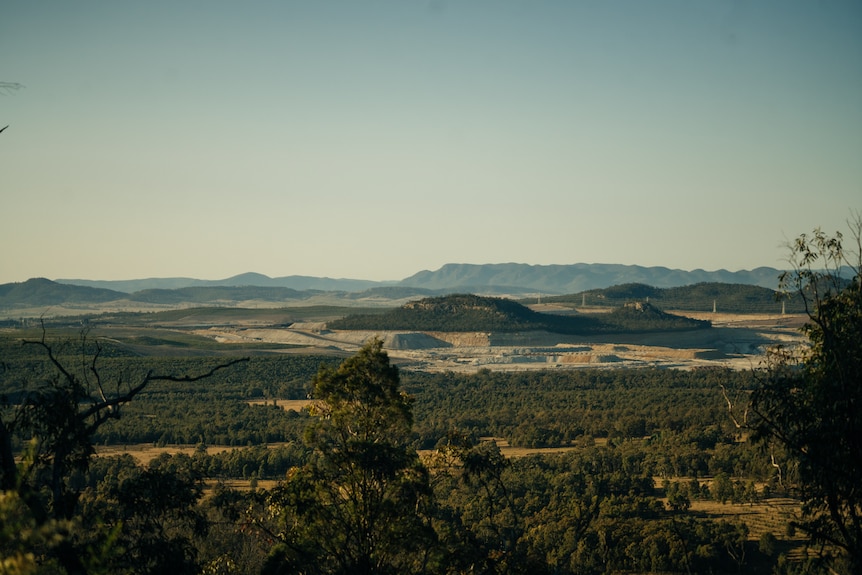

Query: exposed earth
[{"left": 193, "top": 311, "right": 808, "bottom": 372}]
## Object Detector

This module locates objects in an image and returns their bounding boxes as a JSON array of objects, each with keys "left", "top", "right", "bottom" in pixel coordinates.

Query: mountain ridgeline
[
  {"left": 548, "top": 282, "right": 806, "bottom": 314},
  {"left": 55, "top": 263, "right": 788, "bottom": 294},
  {"left": 2, "top": 276, "right": 801, "bottom": 316},
  {"left": 1, "top": 262, "right": 813, "bottom": 316},
  {"left": 328, "top": 294, "right": 711, "bottom": 335}
]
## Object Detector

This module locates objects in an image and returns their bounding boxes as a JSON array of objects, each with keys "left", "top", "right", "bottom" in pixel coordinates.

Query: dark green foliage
[
  {"left": 747, "top": 224, "right": 862, "bottom": 572},
  {"left": 596, "top": 282, "right": 662, "bottom": 300},
  {"left": 0, "top": 329, "right": 246, "bottom": 573},
  {"left": 1, "top": 340, "right": 340, "bottom": 446},
  {"left": 80, "top": 455, "right": 207, "bottom": 575},
  {"left": 404, "top": 367, "right": 754, "bottom": 457},
  {"left": 262, "top": 339, "right": 436, "bottom": 575},
  {"left": 329, "top": 293, "right": 708, "bottom": 334},
  {"left": 601, "top": 301, "right": 711, "bottom": 332},
  {"left": 3, "top": 307, "right": 827, "bottom": 573},
  {"left": 329, "top": 293, "right": 567, "bottom": 332},
  {"left": 436, "top": 446, "right": 752, "bottom": 575}
]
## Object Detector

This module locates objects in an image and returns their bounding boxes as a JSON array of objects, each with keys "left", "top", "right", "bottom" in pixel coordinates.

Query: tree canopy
[
  {"left": 262, "top": 338, "right": 435, "bottom": 575},
  {"left": 746, "top": 219, "right": 862, "bottom": 573}
]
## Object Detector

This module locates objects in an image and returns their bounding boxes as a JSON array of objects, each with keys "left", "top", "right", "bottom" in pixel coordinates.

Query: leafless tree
[{"left": 0, "top": 323, "right": 248, "bottom": 523}]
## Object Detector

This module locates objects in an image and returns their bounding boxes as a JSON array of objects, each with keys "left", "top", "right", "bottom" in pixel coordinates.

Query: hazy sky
[{"left": 2, "top": 1, "right": 860, "bottom": 283}]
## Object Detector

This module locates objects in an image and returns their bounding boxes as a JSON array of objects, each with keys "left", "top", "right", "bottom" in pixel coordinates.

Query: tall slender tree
[
  {"left": 748, "top": 215, "right": 862, "bottom": 573},
  {"left": 263, "top": 338, "right": 435, "bottom": 575}
]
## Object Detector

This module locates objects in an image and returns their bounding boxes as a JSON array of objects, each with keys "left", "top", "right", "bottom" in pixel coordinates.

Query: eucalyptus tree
[
  {"left": 0, "top": 325, "right": 247, "bottom": 573},
  {"left": 262, "top": 338, "right": 436, "bottom": 575},
  {"left": 746, "top": 216, "right": 862, "bottom": 573}
]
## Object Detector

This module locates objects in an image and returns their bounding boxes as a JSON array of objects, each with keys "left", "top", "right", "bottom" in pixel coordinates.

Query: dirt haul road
[{"left": 193, "top": 313, "right": 807, "bottom": 372}]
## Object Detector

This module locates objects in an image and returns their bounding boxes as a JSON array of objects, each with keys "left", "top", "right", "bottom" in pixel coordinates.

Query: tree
[
  {"left": 747, "top": 216, "right": 862, "bottom": 573},
  {"left": 428, "top": 432, "right": 526, "bottom": 575},
  {"left": 262, "top": 338, "right": 435, "bottom": 575},
  {"left": 0, "top": 326, "right": 247, "bottom": 573},
  {"left": 80, "top": 456, "right": 208, "bottom": 575}
]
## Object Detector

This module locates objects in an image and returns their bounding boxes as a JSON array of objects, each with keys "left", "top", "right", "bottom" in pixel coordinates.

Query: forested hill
[
  {"left": 328, "top": 294, "right": 710, "bottom": 334},
  {"left": 0, "top": 278, "right": 126, "bottom": 305},
  {"left": 544, "top": 282, "right": 806, "bottom": 314}
]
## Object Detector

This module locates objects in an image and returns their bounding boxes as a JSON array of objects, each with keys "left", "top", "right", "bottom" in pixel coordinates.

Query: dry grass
[
  {"left": 95, "top": 442, "right": 294, "bottom": 466},
  {"left": 246, "top": 398, "right": 315, "bottom": 411},
  {"left": 689, "top": 498, "right": 800, "bottom": 540},
  {"left": 487, "top": 436, "right": 608, "bottom": 457},
  {"left": 204, "top": 478, "right": 279, "bottom": 493},
  {"left": 689, "top": 497, "right": 815, "bottom": 562}
]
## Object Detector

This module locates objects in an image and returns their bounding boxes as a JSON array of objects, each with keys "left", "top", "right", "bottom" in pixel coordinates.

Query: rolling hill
[
  {"left": 1, "top": 275, "right": 801, "bottom": 316},
  {"left": 0, "top": 278, "right": 126, "bottom": 305},
  {"left": 544, "top": 282, "right": 806, "bottom": 314},
  {"left": 328, "top": 294, "right": 710, "bottom": 335}
]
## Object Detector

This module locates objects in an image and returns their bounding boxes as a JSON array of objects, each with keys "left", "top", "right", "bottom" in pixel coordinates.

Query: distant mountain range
[
  {"left": 0, "top": 263, "right": 792, "bottom": 310},
  {"left": 54, "top": 272, "right": 385, "bottom": 294},
  {"left": 57, "top": 263, "right": 787, "bottom": 294},
  {"left": 397, "top": 263, "right": 786, "bottom": 293}
]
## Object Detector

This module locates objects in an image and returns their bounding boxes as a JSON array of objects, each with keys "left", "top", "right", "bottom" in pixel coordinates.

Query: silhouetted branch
[{"left": 0, "top": 82, "right": 24, "bottom": 94}]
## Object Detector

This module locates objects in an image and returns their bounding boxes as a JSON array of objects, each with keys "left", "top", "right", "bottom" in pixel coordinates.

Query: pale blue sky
[{"left": 2, "top": 1, "right": 860, "bottom": 283}]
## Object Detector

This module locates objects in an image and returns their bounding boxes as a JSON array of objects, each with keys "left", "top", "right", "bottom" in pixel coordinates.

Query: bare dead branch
[
  {"left": 88, "top": 339, "right": 109, "bottom": 405},
  {"left": 719, "top": 383, "right": 747, "bottom": 429},
  {"left": 22, "top": 319, "right": 76, "bottom": 386},
  {"left": 770, "top": 452, "right": 783, "bottom": 487},
  {"left": 80, "top": 356, "right": 250, "bottom": 429},
  {"left": 145, "top": 356, "right": 250, "bottom": 384}
]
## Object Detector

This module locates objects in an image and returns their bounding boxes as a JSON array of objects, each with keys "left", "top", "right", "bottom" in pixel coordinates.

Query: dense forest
[
  {"left": 329, "top": 293, "right": 710, "bottom": 334},
  {"left": 0, "top": 331, "right": 809, "bottom": 573}
]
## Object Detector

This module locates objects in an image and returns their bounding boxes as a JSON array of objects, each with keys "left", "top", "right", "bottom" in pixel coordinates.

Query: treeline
[
  {"left": 3, "top": 334, "right": 756, "bottom": 480},
  {"left": 48, "top": 439, "right": 763, "bottom": 574},
  {"left": 403, "top": 367, "right": 747, "bottom": 447},
  {"left": 0, "top": 334, "right": 813, "bottom": 574},
  {"left": 0, "top": 337, "right": 340, "bottom": 448}
]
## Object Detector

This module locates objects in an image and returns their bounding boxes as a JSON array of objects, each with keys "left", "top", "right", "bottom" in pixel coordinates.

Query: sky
[{"left": 1, "top": 1, "right": 860, "bottom": 283}]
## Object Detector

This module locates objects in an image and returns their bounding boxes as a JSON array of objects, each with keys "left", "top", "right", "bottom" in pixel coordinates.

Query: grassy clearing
[
  {"left": 247, "top": 399, "right": 315, "bottom": 411},
  {"left": 486, "top": 436, "right": 608, "bottom": 457},
  {"left": 690, "top": 498, "right": 812, "bottom": 562},
  {"left": 690, "top": 499, "right": 801, "bottom": 541},
  {"left": 95, "top": 443, "right": 250, "bottom": 465},
  {"left": 205, "top": 478, "right": 279, "bottom": 493}
]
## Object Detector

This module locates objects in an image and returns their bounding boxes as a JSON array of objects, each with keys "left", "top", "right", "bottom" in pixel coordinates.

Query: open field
[
  {"left": 97, "top": 436, "right": 599, "bottom": 466},
  {"left": 246, "top": 398, "right": 317, "bottom": 411},
  {"left": 96, "top": 443, "right": 251, "bottom": 466},
  {"left": 690, "top": 498, "right": 801, "bottom": 541}
]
